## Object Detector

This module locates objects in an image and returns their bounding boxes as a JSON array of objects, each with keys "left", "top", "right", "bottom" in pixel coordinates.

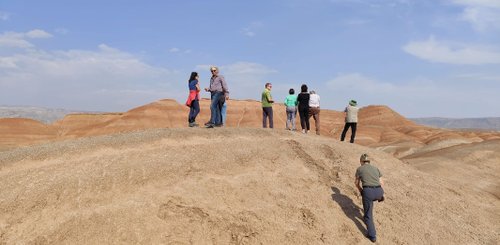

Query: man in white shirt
[{"left": 308, "top": 90, "right": 321, "bottom": 135}]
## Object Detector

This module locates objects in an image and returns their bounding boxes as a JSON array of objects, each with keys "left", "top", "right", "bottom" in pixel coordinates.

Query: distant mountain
[
  {"left": 0, "top": 105, "right": 92, "bottom": 124},
  {"left": 410, "top": 117, "right": 500, "bottom": 131}
]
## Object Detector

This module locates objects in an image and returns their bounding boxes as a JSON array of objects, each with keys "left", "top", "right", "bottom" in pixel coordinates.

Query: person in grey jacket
[{"left": 204, "top": 66, "right": 229, "bottom": 128}]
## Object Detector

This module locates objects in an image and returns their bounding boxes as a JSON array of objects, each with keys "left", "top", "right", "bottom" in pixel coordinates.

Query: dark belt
[{"left": 363, "top": 186, "right": 381, "bottom": 188}]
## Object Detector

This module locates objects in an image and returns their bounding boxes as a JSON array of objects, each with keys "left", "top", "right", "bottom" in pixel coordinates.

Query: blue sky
[{"left": 1, "top": 0, "right": 499, "bottom": 117}]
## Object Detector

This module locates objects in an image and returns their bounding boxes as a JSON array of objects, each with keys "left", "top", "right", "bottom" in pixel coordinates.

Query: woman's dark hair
[
  {"left": 289, "top": 88, "right": 295, "bottom": 95},
  {"left": 301, "top": 84, "right": 308, "bottom": 93},
  {"left": 189, "top": 72, "right": 198, "bottom": 82}
]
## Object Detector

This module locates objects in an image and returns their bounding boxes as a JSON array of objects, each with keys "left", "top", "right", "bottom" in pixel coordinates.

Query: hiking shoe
[
  {"left": 366, "top": 235, "right": 376, "bottom": 243},
  {"left": 192, "top": 122, "right": 199, "bottom": 127},
  {"left": 204, "top": 121, "right": 212, "bottom": 126},
  {"left": 205, "top": 123, "right": 215, "bottom": 128}
]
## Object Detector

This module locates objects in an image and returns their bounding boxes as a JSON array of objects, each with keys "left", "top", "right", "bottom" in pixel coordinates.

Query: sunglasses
[{"left": 211, "top": 70, "right": 217, "bottom": 72}]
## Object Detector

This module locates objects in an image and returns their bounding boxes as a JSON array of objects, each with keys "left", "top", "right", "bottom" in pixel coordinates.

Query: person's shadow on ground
[{"left": 331, "top": 186, "right": 366, "bottom": 235}]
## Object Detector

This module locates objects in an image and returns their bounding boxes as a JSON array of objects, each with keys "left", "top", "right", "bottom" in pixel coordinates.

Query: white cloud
[
  {"left": 327, "top": 73, "right": 396, "bottom": 92},
  {"left": 450, "top": 0, "right": 500, "bottom": 31},
  {"left": 242, "top": 29, "right": 255, "bottom": 37},
  {"left": 169, "top": 47, "right": 180, "bottom": 53},
  {"left": 0, "top": 42, "right": 183, "bottom": 111},
  {"left": 402, "top": 37, "right": 500, "bottom": 64},
  {"left": 0, "top": 29, "right": 53, "bottom": 49},
  {"left": 452, "top": 73, "right": 500, "bottom": 81},
  {"left": 0, "top": 34, "right": 33, "bottom": 48},
  {"left": 26, "top": 29, "right": 53, "bottom": 39},
  {"left": 325, "top": 73, "right": 500, "bottom": 117},
  {"left": 168, "top": 47, "right": 193, "bottom": 54},
  {"left": 343, "top": 18, "right": 371, "bottom": 26},
  {"left": 451, "top": 0, "right": 500, "bottom": 8}
]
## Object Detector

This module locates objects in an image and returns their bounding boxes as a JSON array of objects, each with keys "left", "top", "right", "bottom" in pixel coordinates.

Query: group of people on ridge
[
  {"left": 270, "top": 83, "right": 321, "bottom": 135},
  {"left": 186, "top": 66, "right": 359, "bottom": 141},
  {"left": 186, "top": 66, "right": 384, "bottom": 243},
  {"left": 262, "top": 82, "right": 358, "bottom": 143}
]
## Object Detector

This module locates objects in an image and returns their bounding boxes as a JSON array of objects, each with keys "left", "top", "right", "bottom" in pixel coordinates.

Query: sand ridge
[{"left": 0, "top": 128, "right": 498, "bottom": 244}]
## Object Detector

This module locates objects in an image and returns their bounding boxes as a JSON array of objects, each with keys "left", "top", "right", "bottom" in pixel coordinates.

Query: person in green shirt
[
  {"left": 355, "top": 153, "right": 385, "bottom": 243},
  {"left": 261, "top": 82, "right": 274, "bottom": 128},
  {"left": 284, "top": 88, "right": 298, "bottom": 130}
]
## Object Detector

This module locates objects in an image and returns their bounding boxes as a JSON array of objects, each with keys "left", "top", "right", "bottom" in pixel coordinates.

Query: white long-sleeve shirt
[{"left": 309, "top": 94, "right": 320, "bottom": 108}]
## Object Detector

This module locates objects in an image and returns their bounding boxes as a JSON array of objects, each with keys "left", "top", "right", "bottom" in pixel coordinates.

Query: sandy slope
[
  {"left": 402, "top": 139, "right": 500, "bottom": 200},
  {"left": 0, "top": 128, "right": 498, "bottom": 244}
]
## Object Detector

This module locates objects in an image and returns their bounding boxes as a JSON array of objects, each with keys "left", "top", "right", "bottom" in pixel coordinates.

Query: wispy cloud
[
  {"left": 0, "top": 39, "right": 181, "bottom": 111},
  {"left": 169, "top": 47, "right": 180, "bottom": 53},
  {"left": 450, "top": 0, "right": 500, "bottom": 8},
  {"left": 452, "top": 73, "right": 500, "bottom": 81},
  {"left": 342, "top": 18, "right": 371, "bottom": 26},
  {"left": 325, "top": 73, "right": 500, "bottom": 117},
  {"left": 0, "top": 11, "right": 9, "bottom": 21},
  {"left": 0, "top": 29, "right": 53, "bottom": 48},
  {"left": 54, "top": 28, "right": 69, "bottom": 35},
  {"left": 240, "top": 22, "right": 263, "bottom": 38},
  {"left": 402, "top": 36, "right": 500, "bottom": 64},
  {"left": 450, "top": 0, "right": 500, "bottom": 31},
  {"left": 26, "top": 29, "right": 53, "bottom": 39},
  {"left": 241, "top": 28, "right": 255, "bottom": 37},
  {"left": 326, "top": 73, "right": 398, "bottom": 94},
  {"left": 169, "top": 47, "right": 192, "bottom": 54}
]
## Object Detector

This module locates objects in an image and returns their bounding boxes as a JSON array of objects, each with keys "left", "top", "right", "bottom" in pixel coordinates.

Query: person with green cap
[
  {"left": 340, "top": 99, "right": 359, "bottom": 143},
  {"left": 355, "top": 153, "right": 384, "bottom": 243}
]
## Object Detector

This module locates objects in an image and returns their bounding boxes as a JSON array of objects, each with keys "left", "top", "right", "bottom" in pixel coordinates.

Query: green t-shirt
[
  {"left": 261, "top": 89, "right": 273, "bottom": 107},
  {"left": 284, "top": 94, "right": 298, "bottom": 107},
  {"left": 355, "top": 164, "right": 382, "bottom": 187}
]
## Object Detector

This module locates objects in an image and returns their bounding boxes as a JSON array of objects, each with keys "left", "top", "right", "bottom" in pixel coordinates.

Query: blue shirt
[{"left": 189, "top": 79, "right": 198, "bottom": 90}]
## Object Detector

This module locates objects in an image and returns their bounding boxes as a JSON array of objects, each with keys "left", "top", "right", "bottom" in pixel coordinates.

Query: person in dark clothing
[
  {"left": 296, "top": 84, "right": 310, "bottom": 134},
  {"left": 355, "top": 153, "right": 385, "bottom": 243},
  {"left": 185, "top": 72, "right": 200, "bottom": 127}
]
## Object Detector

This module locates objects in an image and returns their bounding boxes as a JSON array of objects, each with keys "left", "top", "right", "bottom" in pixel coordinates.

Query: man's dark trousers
[
  {"left": 262, "top": 107, "right": 273, "bottom": 128},
  {"left": 341, "top": 122, "right": 357, "bottom": 143},
  {"left": 209, "top": 92, "right": 224, "bottom": 125},
  {"left": 362, "top": 186, "right": 384, "bottom": 240}
]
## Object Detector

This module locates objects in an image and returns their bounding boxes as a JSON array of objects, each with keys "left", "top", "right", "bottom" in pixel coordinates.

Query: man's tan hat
[{"left": 360, "top": 153, "right": 370, "bottom": 162}]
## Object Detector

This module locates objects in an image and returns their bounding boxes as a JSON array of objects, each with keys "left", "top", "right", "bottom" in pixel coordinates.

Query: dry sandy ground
[{"left": 0, "top": 128, "right": 498, "bottom": 244}]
